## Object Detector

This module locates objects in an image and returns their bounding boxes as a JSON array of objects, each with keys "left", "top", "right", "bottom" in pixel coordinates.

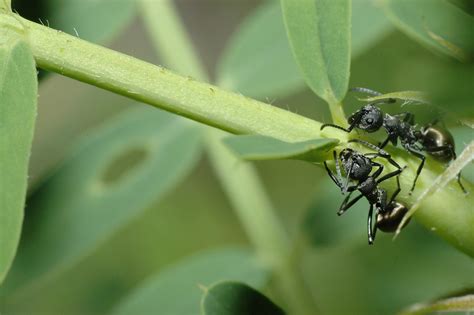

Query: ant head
[
  {"left": 339, "top": 148, "right": 354, "bottom": 161},
  {"left": 349, "top": 105, "right": 383, "bottom": 133},
  {"left": 339, "top": 148, "right": 372, "bottom": 180}
]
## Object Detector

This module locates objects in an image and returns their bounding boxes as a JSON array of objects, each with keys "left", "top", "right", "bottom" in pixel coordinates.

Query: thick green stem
[
  {"left": 139, "top": 1, "right": 320, "bottom": 313},
  {"left": 1, "top": 13, "right": 473, "bottom": 256},
  {"left": 13, "top": 13, "right": 325, "bottom": 142}
]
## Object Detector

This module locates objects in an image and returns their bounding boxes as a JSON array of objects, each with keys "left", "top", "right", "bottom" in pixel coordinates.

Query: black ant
[
  {"left": 324, "top": 139, "right": 405, "bottom": 244},
  {"left": 321, "top": 87, "right": 466, "bottom": 194}
]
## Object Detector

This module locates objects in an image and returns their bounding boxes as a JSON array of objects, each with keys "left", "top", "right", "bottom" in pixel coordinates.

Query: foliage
[
  {"left": 0, "top": 0, "right": 472, "bottom": 315},
  {"left": 0, "top": 35, "right": 37, "bottom": 285},
  {"left": 201, "top": 281, "right": 285, "bottom": 315}
]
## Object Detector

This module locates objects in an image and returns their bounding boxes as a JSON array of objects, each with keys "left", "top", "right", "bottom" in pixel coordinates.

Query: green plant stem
[
  {"left": 205, "top": 133, "right": 318, "bottom": 315},
  {"left": 139, "top": 1, "right": 320, "bottom": 313},
  {"left": 139, "top": 0, "right": 207, "bottom": 81},
  {"left": 328, "top": 100, "right": 347, "bottom": 127},
  {"left": 2, "top": 13, "right": 473, "bottom": 256},
  {"left": 13, "top": 13, "right": 328, "bottom": 142}
]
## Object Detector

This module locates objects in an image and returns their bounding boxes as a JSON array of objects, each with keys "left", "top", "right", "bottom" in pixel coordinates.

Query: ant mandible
[
  {"left": 324, "top": 139, "right": 406, "bottom": 244},
  {"left": 321, "top": 87, "right": 466, "bottom": 194}
]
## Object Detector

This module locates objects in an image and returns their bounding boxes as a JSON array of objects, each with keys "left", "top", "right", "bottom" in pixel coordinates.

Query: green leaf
[
  {"left": 303, "top": 184, "right": 367, "bottom": 247},
  {"left": 381, "top": 0, "right": 474, "bottom": 62},
  {"left": 0, "top": 39, "right": 37, "bottom": 285},
  {"left": 4, "top": 107, "right": 202, "bottom": 291},
  {"left": 201, "top": 281, "right": 285, "bottom": 315},
  {"left": 446, "top": 0, "right": 474, "bottom": 15},
  {"left": 46, "top": 0, "right": 136, "bottom": 43},
  {"left": 351, "top": 0, "right": 394, "bottom": 57},
  {"left": 223, "top": 135, "right": 338, "bottom": 162},
  {"left": 281, "top": 0, "right": 351, "bottom": 103},
  {"left": 217, "top": 1, "right": 303, "bottom": 99},
  {"left": 398, "top": 293, "right": 474, "bottom": 315},
  {"left": 360, "top": 90, "right": 431, "bottom": 105},
  {"left": 0, "top": 0, "right": 11, "bottom": 12},
  {"left": 112, "top": 248, "right": 268, "bottom": 315},
  {"left": 217, "top": 0, "right": 391, "bottom": 100}
]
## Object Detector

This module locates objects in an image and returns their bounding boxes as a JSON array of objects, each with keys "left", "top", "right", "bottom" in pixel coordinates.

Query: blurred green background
[{"left": 1, "top": 0, "right": 473, "bottom": 315}]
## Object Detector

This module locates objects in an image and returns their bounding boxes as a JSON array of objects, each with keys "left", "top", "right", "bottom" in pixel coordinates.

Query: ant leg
[
  {"left": 349, "top": 139, "right": 402, "bottom": 170},
  {"left": 375, "top": 167, "right": 404, "bottom": 184},
  {"left": 456, "top": 172, "right": 467, "bottom": 194},
  {"left": 406, "top": 147, "right": 426, "bottom": 194},
  {"left": 349, "top": 138, "right": 384, "bottom": 151},
  {"left": 425, "top": 146, "right": 468, "bottom": 194},
  {"left": 370, "top": 161, "right": 384, "bottom": 178},
  {"left": 367, "top": 204, "right": 375, "bottom": 245},
  {"left": 324, "top": 161, "right": 342, "bottom": 189},
  {"left": 321, "top": 111, "right": 362, "bottom": 132},
  {"left": 379, "top": 136, "right": 391, "bottom": 149},
  {"left": 389, "top": 174, "right": 401, "bottom": 204},
  {"left": 338, "top": 192, "right": 364, "bottom": 216},
  {"left": 405, "top": 113, "right": 415, "bottom": 125},
  {"left": 368, "top": 150, "right": 403, "bottom": 173},
  {"left": 425, "top": 119, "right": 439, "bottom": 128},
  {"left": 449, "top": 150, "right": 467, "bottom": 193},
  {"left": 320, "top": 123, "right": 349, "bottom": 132},
  {"left": 448, "top": 147, "right": 467, "bottom": 193},
  {"left": 320, "top": 123, "right": 351, "bottom": 132}
]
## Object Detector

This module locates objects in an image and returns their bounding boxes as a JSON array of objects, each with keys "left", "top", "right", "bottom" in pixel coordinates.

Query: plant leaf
[
  {"left": 380, "top": 0, "right": 474, "bottom": 62},
  {"left": 45, "top": 0, "right": 136, "bottom": 43},
  {"left": 218, "top": 0, "right": 391, "bottom": 100},
  {"left": 201, "top": 281, "right": 285, "bottom": 315},
  {"left": 112, "top": 248, "right": 268, "bottom": 315},
  {"left": 303, "top": 183, "right": 367, "bottom": 247},
  {"left": 0, "top": 38, "right": 37, "bottom": 285},
  {"left": 281, "top": 0, "right": 351, "bottom": 103},
  {"left": 398, "top": 293, "right": 474, "bottom": 315},
  {"left": 351, "top": 0, "right": 393, "bottom": 58},
  {"left": 4, "top": 107, "right": 202, "bottom": 292},
  {"left": 223, "top": 135, "right": 338, "bottom": 162},
  {"left": 360, "top": 90, "right": 431, "bottom": 105},
  {"left": 217, "top": 1, "right": 303, "bottom": 99}
]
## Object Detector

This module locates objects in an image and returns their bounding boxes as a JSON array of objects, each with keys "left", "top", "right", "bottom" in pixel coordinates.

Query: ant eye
[{"left": 366, "top": 118, "right": 374, "bottom": 124}]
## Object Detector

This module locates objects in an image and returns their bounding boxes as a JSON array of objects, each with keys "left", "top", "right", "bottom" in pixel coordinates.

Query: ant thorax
[
  {"left": 340, "top": 149, "right": 372, "bottom": 180},
  {"left": 357, "top": 177, "right": 378, "bottom": 197},
  {"left": 382, "top": 114, "right": 400, "bottom": 134},
  {"left": 384, "top": 114, "right": 418, "bottom": 146}
]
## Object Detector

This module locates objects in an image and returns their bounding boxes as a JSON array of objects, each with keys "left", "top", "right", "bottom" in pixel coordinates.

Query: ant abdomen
[
  {"left": 421, "top": 125, "right": 456, "bottom": 163},
  {"left": 376, "top": 201, "right": 410, "bottom": 233}
]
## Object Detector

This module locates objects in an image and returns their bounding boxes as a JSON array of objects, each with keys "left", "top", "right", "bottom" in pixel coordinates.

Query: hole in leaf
[{"left": 101, "top": 147, "right": 149, "bottom": 185}]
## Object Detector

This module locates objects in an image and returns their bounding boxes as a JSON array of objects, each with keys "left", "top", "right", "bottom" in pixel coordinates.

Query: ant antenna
[
  {"left": 350, "top": 87, "right": 383, "bottom": 96},
  {"left": 350, "top": 87, "right": 396, "bottom": 104}
]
